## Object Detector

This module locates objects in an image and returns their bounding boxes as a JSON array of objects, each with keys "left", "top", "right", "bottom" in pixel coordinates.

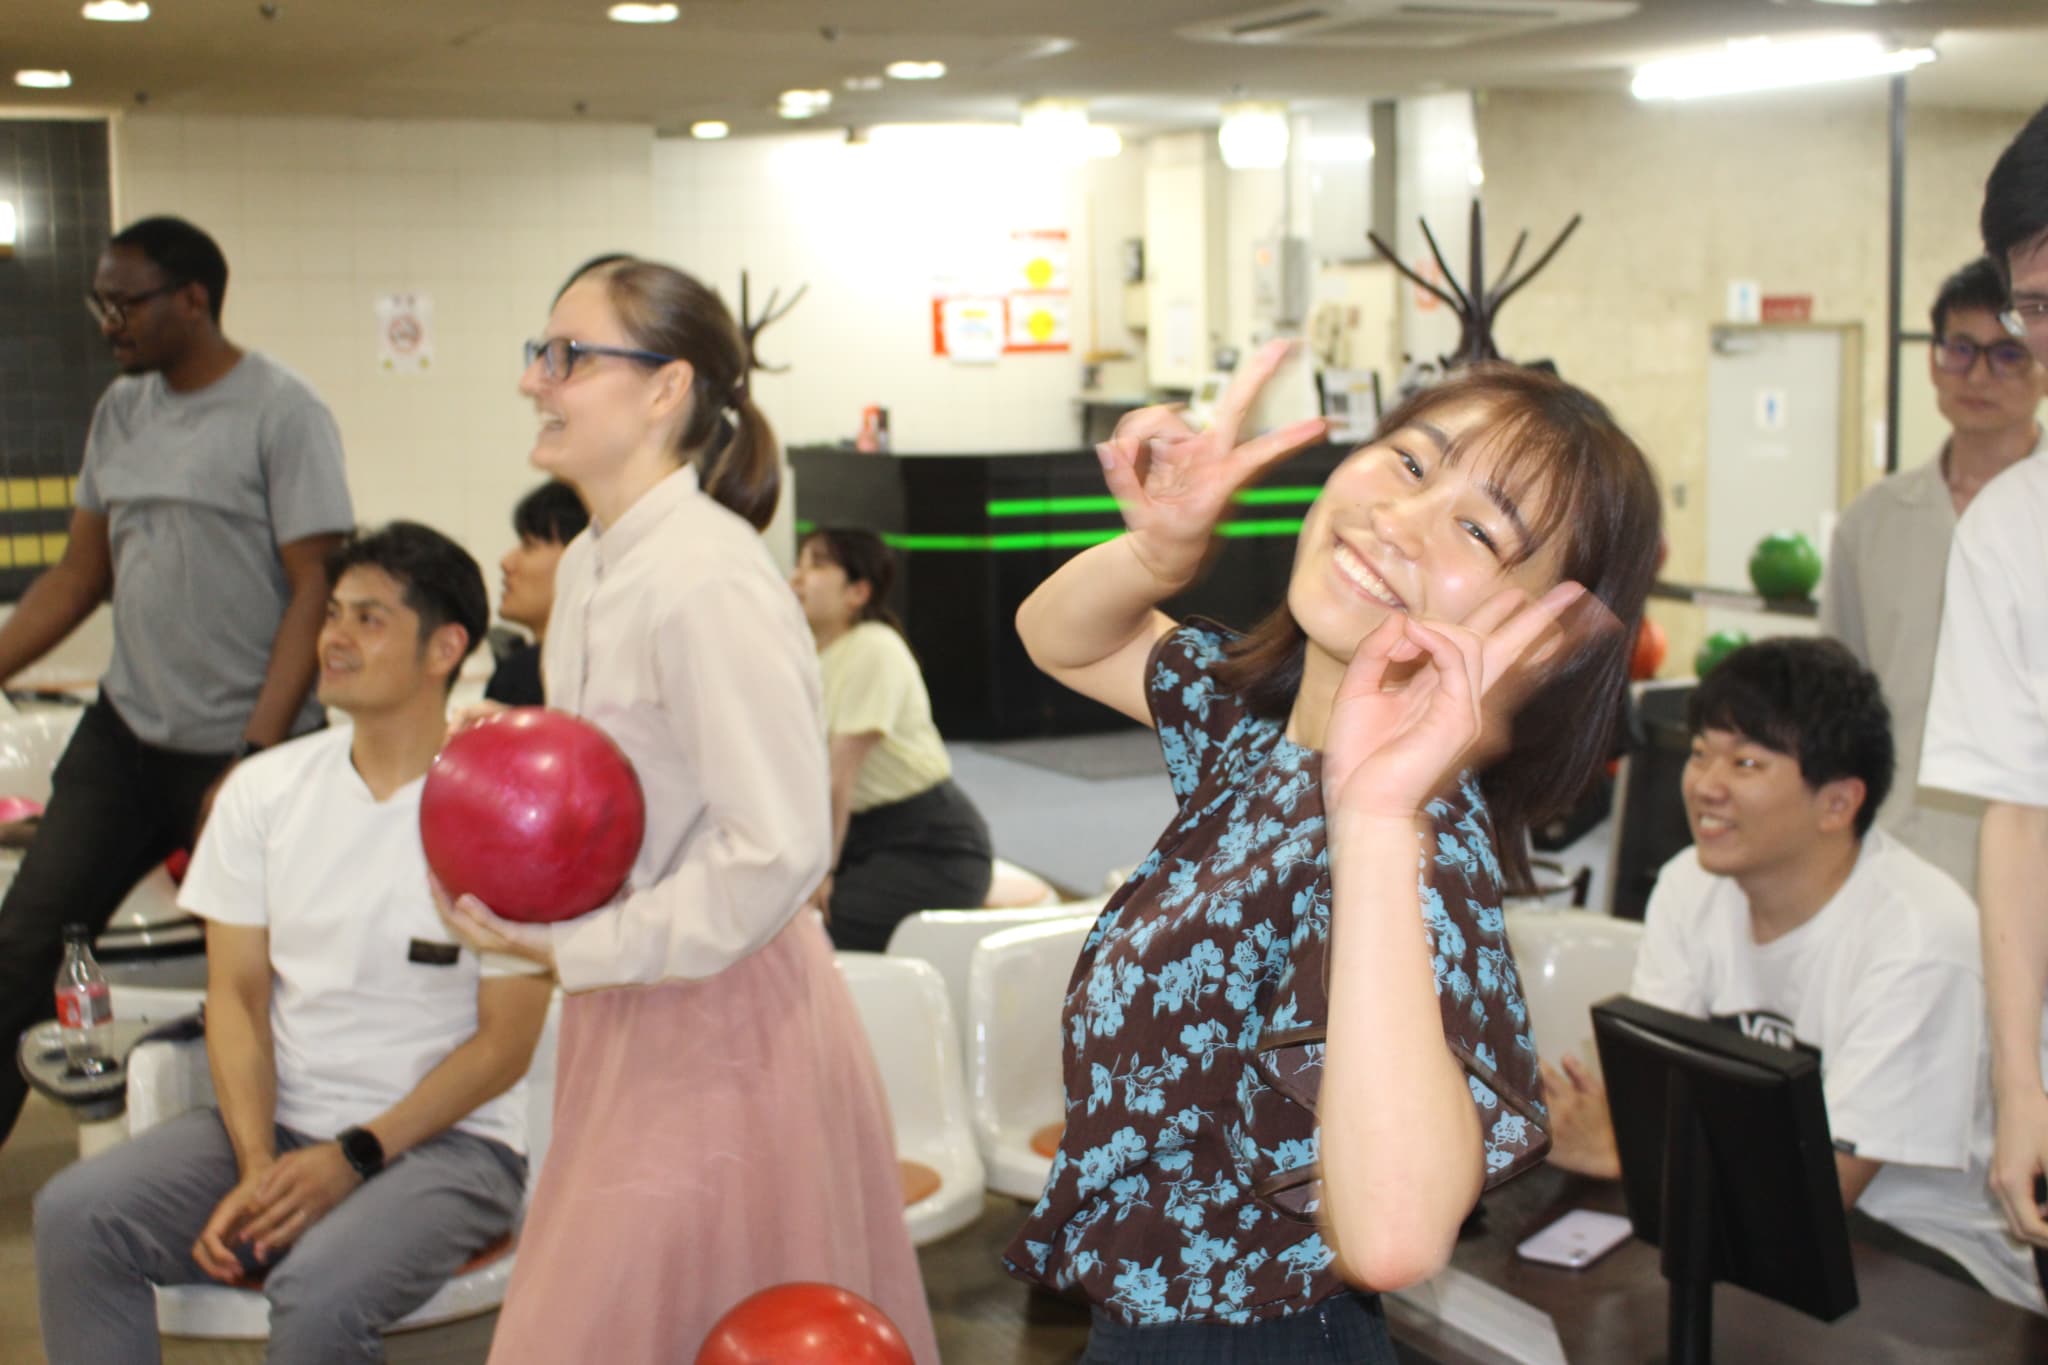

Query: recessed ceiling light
[
  {"left": 14, "top": 70, "right": 74, "bottom": 90},
  {"left": 885, "top": 60, "right": 946, "bottom": 81},
  {"left": 844, "top": 75, "right": 884, "bottom": 92},
  {"left": 1632, "top": 34, "right": 1936, "bottom": 101},
  {"left": 689, "top": 120, "right": 729, "bottom": 140},
  {"left": 777, "top": 89, "right": 831, "bottom": 119},
  {"left": 82, "top": 1, "right": 151, "bottom": 21},
  {"left": 607, "top": 3, "right": 679, "bottom": 23}
]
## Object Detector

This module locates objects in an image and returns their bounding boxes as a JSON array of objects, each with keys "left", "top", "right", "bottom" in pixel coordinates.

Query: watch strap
[{"left": 337, "top": 1125, "right": 384, "bottom": 1179}]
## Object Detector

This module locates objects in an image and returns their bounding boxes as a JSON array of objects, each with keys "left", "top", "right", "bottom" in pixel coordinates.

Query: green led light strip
[
  {"left": 983, "top": 486, "right": 1320, "bottom": 518},
  {"left": 798, "top": 516, "right": 1307, "bottom": 552}
]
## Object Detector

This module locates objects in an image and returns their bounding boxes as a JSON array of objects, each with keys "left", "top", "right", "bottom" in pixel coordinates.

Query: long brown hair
[
  {"left": 1216, "top": 363, "right": 1662, "bottom": 891},
  {"left": 582, "top": 259, "right": 781, "bottom": 531}
]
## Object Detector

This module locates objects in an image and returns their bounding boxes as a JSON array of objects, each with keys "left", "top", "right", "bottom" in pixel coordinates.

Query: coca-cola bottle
[{"left": 54, "top": 923, "right": 112, "bottom": 1076}]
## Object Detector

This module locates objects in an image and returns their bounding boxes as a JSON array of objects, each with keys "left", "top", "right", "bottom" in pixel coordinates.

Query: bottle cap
[{"left": 62, "top": 923, "right": 89, "bottom": 944}]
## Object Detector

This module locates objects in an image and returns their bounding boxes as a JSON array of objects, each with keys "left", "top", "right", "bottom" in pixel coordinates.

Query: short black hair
[
  {"left": 108, "top": 216, "right": 229, "bottom": 324},
  {"left": 1983, "top": 102, "right": 2048, "bottom": 270},
  {"left": 1931, "top": 257, "right": 2012, "bottom": 338},
  {"left": 512, "top": 480, "right": 589, "bottom": 545},
  {"left": 324, "top": 522, "right": 489, "bottom": 688},
  {"left": 1687, "top": 637, "right": 1894, "bottom": 839}
]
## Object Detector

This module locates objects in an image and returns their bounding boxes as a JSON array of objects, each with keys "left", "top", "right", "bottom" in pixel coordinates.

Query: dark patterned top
[{"left": 1004, "top": 621, "right": 1549, "bottom": 1325}]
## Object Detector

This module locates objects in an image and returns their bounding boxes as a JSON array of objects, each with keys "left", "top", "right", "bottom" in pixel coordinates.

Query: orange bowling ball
[{"left": 695, "top": 1283, "right": 913, "bottom": 1365}]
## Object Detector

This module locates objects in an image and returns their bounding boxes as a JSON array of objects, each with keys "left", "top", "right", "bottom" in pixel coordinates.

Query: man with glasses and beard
[
  {"left": 0, "top": 216, "right": 351, "bottom": 1147},
  {"left": 1823, "top": 256, "right": 2046, "bottom": 896}
]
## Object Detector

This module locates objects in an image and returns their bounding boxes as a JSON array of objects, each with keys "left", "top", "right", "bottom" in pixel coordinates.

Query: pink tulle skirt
[{"left": 486, "top": 913, "right": 939, "bottom": 1364}]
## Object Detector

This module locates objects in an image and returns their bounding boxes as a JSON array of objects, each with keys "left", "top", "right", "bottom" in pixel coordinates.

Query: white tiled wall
[
  {"left": 111, "top": 112, "right": 659, "bottom": 596},
  {"left": 650, "top": 129, "right": 1138, "bottom": 455}
]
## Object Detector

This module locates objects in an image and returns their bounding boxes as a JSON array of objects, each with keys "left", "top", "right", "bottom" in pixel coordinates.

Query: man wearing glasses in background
[
  {"left": 0, "top": 216, "right": 351, "bottom": 1147},
  {"left": 1924, "top": 100, "right": 2048, "bottom": 1299},
  {"left": 1822, "top": 256, "right": 2046, "bottom": 896}
]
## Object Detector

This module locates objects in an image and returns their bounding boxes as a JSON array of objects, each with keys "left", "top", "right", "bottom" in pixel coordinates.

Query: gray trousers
[{"left": 34, "top": 1108, "right": 525, "bottom": 1365}]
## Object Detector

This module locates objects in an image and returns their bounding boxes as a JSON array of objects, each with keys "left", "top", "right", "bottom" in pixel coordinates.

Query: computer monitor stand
[{"left": 1658, "top": 1071, "right": 1716, "bottom": 1365}]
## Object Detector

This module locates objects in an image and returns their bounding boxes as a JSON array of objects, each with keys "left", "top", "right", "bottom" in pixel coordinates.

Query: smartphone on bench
[{"left": 1515, "top": 1209, "right": 1633, "bottom": 1270}]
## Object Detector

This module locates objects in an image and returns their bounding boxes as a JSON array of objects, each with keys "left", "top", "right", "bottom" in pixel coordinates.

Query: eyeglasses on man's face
[
  {"left": 1934, "top": 333, "right": 2035, "bottom": 379},
  {"left": 84, "top": 283, "right": 181, "bottom": 329},
  {"left": 521, "top": 337, "right": 678, "bottom": 381}
]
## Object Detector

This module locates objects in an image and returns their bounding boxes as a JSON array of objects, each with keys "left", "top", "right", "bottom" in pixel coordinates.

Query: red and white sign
[
  {"left": 1760, "top": 294, "right": 1813, "bottom": 324},
  {"left": 376, "top": 292, "right": 434, "bottom": 373}
]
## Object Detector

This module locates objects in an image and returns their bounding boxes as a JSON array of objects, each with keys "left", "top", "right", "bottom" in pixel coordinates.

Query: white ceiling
[{"left": 5, "top": 0, "right": 2044, "bottom": 136}]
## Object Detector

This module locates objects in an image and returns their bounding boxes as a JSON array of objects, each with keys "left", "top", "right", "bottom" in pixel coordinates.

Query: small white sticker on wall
[{"left": 1727, "top": 280, "right": 1762, "bottom": 324}]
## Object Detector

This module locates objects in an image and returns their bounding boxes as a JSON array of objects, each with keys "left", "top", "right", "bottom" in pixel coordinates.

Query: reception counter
[{"left": 791, "top": 443, "right": 1352, "bottom": 740}]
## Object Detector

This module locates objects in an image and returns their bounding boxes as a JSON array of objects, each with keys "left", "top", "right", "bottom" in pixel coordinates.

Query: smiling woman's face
[{"left": 1286, "top": 397, "right": 1568, "bottom": 668}]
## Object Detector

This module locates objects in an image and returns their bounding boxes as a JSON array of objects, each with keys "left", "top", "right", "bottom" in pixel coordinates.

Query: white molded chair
[
  {"left": 886, "top": 901, "right": 1106, "bottom": 1059},
  {"left": 835, "top": 953, "right": 985, "bottom": 1245},
  {"left": 126, "top": 993, "right": 561, "bottom": 1340},
  {"left": 966, "top": 916, "right": 1095, "bottom": 1202},
  {"left": 986, "top": 857, "right": 1060, "bottom": 909},
  {"left": 1502, "top": 907, "right": 1644, "bottom": 1076}
]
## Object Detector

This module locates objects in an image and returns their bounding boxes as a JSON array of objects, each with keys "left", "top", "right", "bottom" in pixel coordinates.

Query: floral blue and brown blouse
[{"left": 1004, "top": 621, "right": 1549, "bottom": 1325}]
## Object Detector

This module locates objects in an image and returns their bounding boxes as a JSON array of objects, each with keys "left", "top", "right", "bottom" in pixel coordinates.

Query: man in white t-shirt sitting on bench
[
  {"left": 1544, "top": 637, "right": 2042, "bottom": 1313},
  {"left": 32, "top": 522, "right": 552, "bottom": 1364}
]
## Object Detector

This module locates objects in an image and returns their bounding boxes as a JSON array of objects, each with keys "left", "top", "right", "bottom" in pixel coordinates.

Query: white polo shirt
[
  {"left": 1633, "top": 832, "right": 2038, "bottom": 1312},
  {"left": 178, "top": 727, "right": 525, "bottom": 1153}
]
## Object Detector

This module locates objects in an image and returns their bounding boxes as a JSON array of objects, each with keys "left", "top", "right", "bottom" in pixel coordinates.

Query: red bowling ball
[
  {"left": 695, "top": 1283, "right": 913, "bottom": 1365},
  {"left": 420, "top": 708, "right": 645, "bottom": 924}
]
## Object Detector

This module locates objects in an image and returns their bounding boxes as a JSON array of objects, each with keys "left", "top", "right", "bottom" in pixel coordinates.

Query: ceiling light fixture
[
  {"left": 1021, "top": 99, "right": 1093, "bottom": 164},
  {"left": 607, "top": 3, "right": 679, "bottom": 22},
  {"left": 777, "top": 88, "right": 832, "bottom": 119},
  {"left": 1218, "top": 102, "right": 1289, "bottom": 171},
  {"left": 13, "top": 70, "right": 74, "bottom": 90},
  {"left": 82, "top": 1, "right": 151, "bottom": 21},
  {"left": 1631, "top": 34, "right": 1936, "bottom": 101},
  {"left": 1086, "top": 125, "right": 1123, "bottom": 160},
  {"left": 844, "top": 75, "right": 884, "bottom": 92},
  {"left": 689, "top": 120, "right": 729, "bottom": 140},
  {"left": 885, "top": 60, "right": 947, "bottom": 81}
]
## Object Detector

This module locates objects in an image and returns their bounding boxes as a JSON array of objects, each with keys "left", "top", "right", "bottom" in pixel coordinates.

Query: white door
[{"left": 1702, "top": 325, "right": 1849, "bottom": 643}]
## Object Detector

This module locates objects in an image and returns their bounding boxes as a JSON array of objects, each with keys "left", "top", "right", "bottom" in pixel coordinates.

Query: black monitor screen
[{"left": 1592, "top": 994, "right": 1857, "bottom": 1326}]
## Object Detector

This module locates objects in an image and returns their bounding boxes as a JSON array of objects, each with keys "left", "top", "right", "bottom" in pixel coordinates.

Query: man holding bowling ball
[{"left": 34, "top": 523, "right": 551, "bottom": 1365}]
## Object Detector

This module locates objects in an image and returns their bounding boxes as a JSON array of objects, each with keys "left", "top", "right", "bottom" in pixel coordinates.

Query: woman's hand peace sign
[{"left": 1097, "top": 339, "right": 1329, "bottom": 590}]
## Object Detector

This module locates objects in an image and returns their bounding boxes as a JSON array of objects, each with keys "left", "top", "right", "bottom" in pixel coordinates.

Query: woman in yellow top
[{"left": 790, "top": 528, "right": 994, "bottom": 951}]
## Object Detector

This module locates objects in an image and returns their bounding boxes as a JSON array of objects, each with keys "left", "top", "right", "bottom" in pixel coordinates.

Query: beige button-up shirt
[
  {"left": 1822, "top": 432, "right": 2047, "bottom": 894},
  {"left": 541, "top": 465, "right": 831, "bottom": 992}
]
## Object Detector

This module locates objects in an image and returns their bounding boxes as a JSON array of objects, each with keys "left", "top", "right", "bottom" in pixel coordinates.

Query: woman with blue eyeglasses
[{"left": 436, "top": 257, "right": 938, "bottom": 1363}]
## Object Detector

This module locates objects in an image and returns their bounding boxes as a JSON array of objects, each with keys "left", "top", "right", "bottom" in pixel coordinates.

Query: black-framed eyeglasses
[
  {"left": 522, "top": 337, "right": 677, "bottom": 381},
  {"left": 1934, "top": 333, "right": 2034, "bottom": 378},
  {"left": 84, "top": 283, "right": 181, "bottom": 329}
]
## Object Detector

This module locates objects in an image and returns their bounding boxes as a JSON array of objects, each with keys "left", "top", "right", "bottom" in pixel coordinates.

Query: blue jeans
[{"left": 1081, "top": 1293, "right": 1397, "bottom": 1364}]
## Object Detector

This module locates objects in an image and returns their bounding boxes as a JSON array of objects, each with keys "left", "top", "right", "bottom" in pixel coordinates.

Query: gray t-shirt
[{"left": 77, "top": 352, "right": 352, "bottom": 751}]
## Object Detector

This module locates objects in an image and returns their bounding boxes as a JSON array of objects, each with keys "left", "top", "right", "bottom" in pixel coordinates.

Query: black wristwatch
[{"left": 336, "top": 1125, "right": 385, "bottom": 1180}]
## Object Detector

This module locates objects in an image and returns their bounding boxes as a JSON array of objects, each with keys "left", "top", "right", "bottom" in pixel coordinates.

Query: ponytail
[
  {"left": 701, "top": 391, "right": 781, "bottom": 532},
  {"left": 586, "top": 258, "right": 781, "bottom": 530}
]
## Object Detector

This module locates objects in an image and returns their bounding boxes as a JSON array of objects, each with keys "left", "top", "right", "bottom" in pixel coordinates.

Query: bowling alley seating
[
  {"left": 966, "top": 916, "right": 1096, "bottom": 1201},
  {"left": 834, "top": 953, "right": 985, "bottom": 1246},
  {"left": 118, "top": 993, "right": 563, "bottom": 1342},
  {"left": 885, "top": 900, "right": 1106, "bottom": 1059},
  {"left": 1501, "top": 907, "right": 1644, "bottom": 1076}
]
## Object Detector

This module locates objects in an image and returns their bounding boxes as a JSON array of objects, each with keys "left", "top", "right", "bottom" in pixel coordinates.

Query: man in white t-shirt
[
  {"left": 1546, "top": 638, "right": 2041, "bottom": 1312},
  {"left": 1922, "top": 99, "right": 2048, "bottom": 1281},
  {"left": 33, "top": 523, "right": 552, "bottom": 1363}
]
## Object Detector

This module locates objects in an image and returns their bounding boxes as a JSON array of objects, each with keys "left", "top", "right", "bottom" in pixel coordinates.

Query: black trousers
[
  {"left": 826, "top": 779, "right": 993, "bottom": 954},
  {"left": 1081, "top": 1293, "right": 1396, "bottom": 1364},
  {"left": 0, "top": 699, "right": 233, "bottom": 1144}
]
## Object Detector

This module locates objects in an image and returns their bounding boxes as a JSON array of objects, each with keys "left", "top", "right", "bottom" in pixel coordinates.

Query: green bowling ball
[
  {"left": 1748, "top": 531, "right": 1822, "bottom": 599},
  {"left": 1694, "top": 628, "right": 1750, "bottom": 679}
]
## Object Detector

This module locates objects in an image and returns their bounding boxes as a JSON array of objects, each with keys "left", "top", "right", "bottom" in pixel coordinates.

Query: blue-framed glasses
[{"left": 522, "top": 337, "right": 678, "bottom": 380}]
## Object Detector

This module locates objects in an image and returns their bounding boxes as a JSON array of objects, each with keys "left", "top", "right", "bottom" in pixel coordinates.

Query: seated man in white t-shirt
[
  {"left": 1544, "top": 637, "right": 2042, "bottom": 1313},
  {"left": 33, "top": 522, "right": 552, "bottom": 1364}
]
